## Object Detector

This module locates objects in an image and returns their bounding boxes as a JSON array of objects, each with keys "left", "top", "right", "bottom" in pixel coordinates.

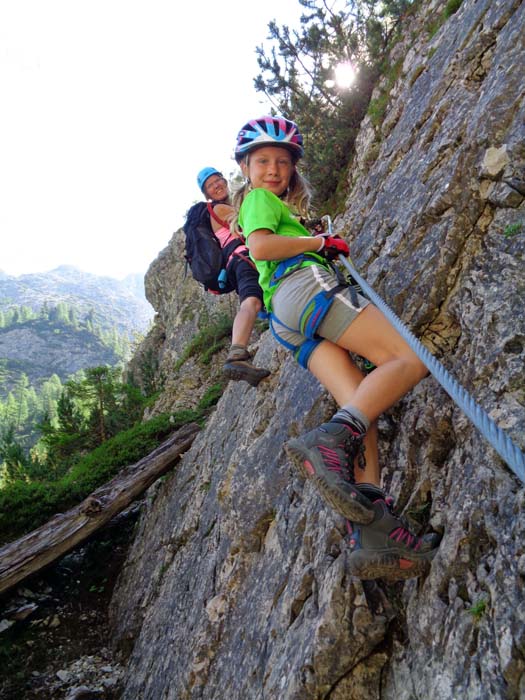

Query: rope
[{"left": 321, "top": 216, "right": 525, "bottom": 483}]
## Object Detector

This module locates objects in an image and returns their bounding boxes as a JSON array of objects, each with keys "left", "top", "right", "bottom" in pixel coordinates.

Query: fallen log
[{"left": 0, "top": 422, "right": 201, "bottom": 596}]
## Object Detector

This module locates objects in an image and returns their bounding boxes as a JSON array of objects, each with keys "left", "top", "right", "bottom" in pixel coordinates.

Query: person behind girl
[
  {"left": 231, "top": 116, "right": 441, "bottom": 581},
  {"left": 196, "top": 167, "right": 270, "bottom": 387}
]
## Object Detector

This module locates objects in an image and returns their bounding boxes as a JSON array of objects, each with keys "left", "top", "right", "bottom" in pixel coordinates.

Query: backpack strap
[{"left": 207, "top": 201, "right": 230, "bottom": 230}]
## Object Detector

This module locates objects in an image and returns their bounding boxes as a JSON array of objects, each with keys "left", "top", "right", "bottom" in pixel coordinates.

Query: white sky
[{"left": 0, "top": 0, "right": 303, "bottom": 280}]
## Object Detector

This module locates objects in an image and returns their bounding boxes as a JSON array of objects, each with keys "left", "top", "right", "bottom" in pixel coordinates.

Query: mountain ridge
[{"left": 0, "top": 266, "right": 153, "bottom": 337}]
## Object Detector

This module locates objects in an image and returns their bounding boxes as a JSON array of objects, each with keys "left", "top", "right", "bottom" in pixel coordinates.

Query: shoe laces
[
  {"left": 343, "top": 429, "right": 366, "bottom": 479},
  {"left": 317, "top": 443, "right": 351, "bottom": 479},
  {"left": 382, "top": 497, "right": 422, "bottom": 551},
  {"left": 318, "top": 428, "right": 364, "bottom": 482}
]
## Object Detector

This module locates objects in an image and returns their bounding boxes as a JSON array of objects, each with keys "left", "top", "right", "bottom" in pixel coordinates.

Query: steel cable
[{"left": 338, "top": 253, "right": 525, "bottom": 484}]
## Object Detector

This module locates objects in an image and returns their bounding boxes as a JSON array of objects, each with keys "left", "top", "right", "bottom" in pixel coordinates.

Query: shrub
[
  {"left": 503, "top": 222, "right": 523, "bottom": 238},
  {"left": 174, "top": 314, "right": 233, "bottom": 371},
  {"left": 444, "top": 0, "right": 463, "bottom": 18},
  {"left": 467, "top": 598, "right": 488, "bottom": 621}
]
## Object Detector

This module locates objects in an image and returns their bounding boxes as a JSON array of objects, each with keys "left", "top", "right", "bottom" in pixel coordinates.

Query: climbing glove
[{"left": 315, "top": 234, "right": 350, "bottom": 260}]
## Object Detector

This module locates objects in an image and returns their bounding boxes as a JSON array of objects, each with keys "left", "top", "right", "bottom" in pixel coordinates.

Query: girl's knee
[{"left": 406, "top": 354, "right": 428, "bottom": 383}]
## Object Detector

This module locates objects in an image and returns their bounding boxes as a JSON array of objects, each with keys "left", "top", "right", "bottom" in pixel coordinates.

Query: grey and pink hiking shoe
[
  {"left": 346, "top": 485, "right": 442, "bottom": 581},
  {"left": 285, "top": 422, "right": 375, "bottom": 523}
]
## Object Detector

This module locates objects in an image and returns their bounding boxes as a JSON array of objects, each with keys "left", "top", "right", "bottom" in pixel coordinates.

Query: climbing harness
[
  {"left": 267, "top": 253, "right": 357, "bottom": 368},
  {"left": 320, "top": 216, "right": 525, "bottom": 484}
]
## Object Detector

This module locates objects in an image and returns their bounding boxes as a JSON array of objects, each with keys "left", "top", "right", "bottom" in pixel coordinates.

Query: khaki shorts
[{"left": 271, "top": 264, "right": 369, "bottom": 349}]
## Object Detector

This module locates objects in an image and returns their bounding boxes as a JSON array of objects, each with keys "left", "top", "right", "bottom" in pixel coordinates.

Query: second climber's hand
[{"left": 315, "top": 234, "right": 350, "bottom": 260}]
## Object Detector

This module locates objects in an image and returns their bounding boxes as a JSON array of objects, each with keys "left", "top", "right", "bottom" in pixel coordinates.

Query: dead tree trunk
[{"left": 0, "top": 422, "right": 200, "bottom": 596}]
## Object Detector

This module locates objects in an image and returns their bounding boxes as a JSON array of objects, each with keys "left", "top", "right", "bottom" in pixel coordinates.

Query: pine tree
[
  {"left": 65, "top": 366, "right": 121, "bottom": 446},
  {"left": 68, "top": 306, "right": 79, "bottom": 329},
  {"left": 5, "top": 393, "right": 19, "bottom": 426},
  {"left": 13, "top": 374, "right": 30, "bottom": 428},
  {"left": 36, "top": 386, "right": 87, "bottom": 471},
  {"left": 18, "top": 305, "right": 34, "bottom": 322},
  {"left": 254, "top": 0, "right": 408, "bottom": 208},
  {"left": 0, "top": 425, "right": 27, "bottom": 482},
  {"left": 26, "top": 386, "right": 40, "bottom": 422},
  {"left": 40, "top": 375, "right": 63, "bottom": 424}
]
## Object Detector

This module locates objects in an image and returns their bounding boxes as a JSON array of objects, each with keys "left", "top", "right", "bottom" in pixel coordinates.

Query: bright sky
[{"left": 0, "top": 0, "right": 303, "bottom": 280}]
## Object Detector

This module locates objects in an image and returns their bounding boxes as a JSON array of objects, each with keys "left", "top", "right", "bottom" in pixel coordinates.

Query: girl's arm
[{"left": 248, "top": 229, "right": 321, "bottom": 261}]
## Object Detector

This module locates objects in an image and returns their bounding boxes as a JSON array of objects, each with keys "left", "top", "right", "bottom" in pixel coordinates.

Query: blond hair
[{"left": 230, "top": 154, "right": 312, "bottom": 235}]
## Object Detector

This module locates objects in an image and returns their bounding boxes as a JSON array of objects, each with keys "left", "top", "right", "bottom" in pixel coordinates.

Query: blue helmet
[{"left": 197, "top": 167, "right": 223, "bottom": 193}]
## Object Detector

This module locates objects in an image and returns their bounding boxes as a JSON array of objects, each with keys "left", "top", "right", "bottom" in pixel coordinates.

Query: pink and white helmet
[{"left": 235, "top": 116, "right": 304, "bottom": 162}]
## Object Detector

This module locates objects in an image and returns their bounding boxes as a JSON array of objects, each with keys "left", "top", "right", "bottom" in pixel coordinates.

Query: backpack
[{"left": 183, "top": 202, "right": 242, "bottom": 294}]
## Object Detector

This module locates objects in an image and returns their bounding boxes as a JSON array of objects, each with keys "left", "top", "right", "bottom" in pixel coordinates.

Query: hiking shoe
[
  {"left": 222, "top": 359, "right": 270, "bottom": 387},
  {"left": 346, "top": 486, "right": 442, "bottom": 581},
  {"left": 285, "top": 422, "right": 375, "bottom": 523}
]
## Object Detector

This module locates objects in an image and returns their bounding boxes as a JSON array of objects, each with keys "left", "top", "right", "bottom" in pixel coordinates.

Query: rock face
[
  {"left": 126, "top": 228, "right": 250, "bottom": 411},
  {"left": 109, "top": 1, "right": 525, "bottom": 698}
]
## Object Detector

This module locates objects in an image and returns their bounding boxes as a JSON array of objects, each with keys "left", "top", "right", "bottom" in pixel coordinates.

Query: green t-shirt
[{"left": 239, "top": 188, "right": 325, "bottom": 309}]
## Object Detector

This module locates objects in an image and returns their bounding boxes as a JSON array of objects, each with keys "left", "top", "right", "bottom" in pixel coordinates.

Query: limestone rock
[{"left": 482, "top": 145, "right": 511, "bottom": 178}]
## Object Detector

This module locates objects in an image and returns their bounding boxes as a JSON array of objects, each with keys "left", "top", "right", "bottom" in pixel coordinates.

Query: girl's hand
[{"left": 316, "top": 235, "right": 350, "bottom": 259}]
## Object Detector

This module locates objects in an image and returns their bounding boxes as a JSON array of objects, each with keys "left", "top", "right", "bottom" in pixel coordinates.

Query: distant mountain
[
  {"left": 0, "top": 267, "right": 153, "bottom": 337},
  {"left": 0, "top": 267, "right": 155, "bottom": 404},
  {"left": 0, "top": 318, "right": 120, "bottom": 390}
]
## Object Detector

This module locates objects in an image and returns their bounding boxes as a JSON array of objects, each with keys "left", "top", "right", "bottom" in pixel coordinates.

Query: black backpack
[{"left": 183, "top": 202, "right": 242, "bottom": 294}]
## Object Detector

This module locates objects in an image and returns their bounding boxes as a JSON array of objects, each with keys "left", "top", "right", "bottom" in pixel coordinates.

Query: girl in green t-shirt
[{"left": 231, "top": 115, "right": 441, "bottom": 582}]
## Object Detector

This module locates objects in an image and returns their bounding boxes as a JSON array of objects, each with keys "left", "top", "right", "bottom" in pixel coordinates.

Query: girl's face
[{"left": 242, "top": 146, "right": 294, "bottom": 197}]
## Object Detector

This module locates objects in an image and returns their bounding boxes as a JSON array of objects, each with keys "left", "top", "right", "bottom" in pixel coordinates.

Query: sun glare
[{"left": 335, "top": 62, "right": 357, "bottom": 88}]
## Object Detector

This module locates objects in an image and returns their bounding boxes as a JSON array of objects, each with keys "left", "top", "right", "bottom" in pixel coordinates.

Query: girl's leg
[
  {"left": 307, "top": 342, "right": 380, "bottom": 485},
  {"left": 296, "top": 305, "right": 427, "bottom": 514},
  {"left": 288, "top": 302, "right": 440, "bottom": 580},
  {"left": 311, "top": 304, "right": 427, "bottom": 423}
]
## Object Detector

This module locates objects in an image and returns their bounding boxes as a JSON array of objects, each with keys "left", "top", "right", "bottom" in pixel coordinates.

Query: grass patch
[
  {"left": 427, "top": 0, "right": 464, "bottom": 38},
  {"left": 197, "top": 382, "right": 226, "bottom": 411},
  {"left": 367, "top": 92, "right": 390, "bottom": 127},
  {"left": 444, "top": 0, "right": 463, "bottom": 18},
  {"left": 503, "top": 222, "right": 523, "bottom": 238},
  {"left": 467, "top": 598, "right": 488, "bottom": 621},
  {"left": 174, "top": 313, "right": 233, "bottom": 371},
  {"left": 366, "top": 58, "right": 404, "bottom": 128}
]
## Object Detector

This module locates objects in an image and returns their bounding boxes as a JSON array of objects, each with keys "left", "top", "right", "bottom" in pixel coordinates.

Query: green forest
[
  {"left": 0, "top": 311, "right": 231, "bottom": 544},
  {"left": 0, "top": 302, "right": 136, "bottom": 477},
  {"left": 0, "top": 301, "right": 132, "bottom": 357}
]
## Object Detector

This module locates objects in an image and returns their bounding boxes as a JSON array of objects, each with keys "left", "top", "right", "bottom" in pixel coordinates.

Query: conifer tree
[
  {"left": 5, "top": 393, "right": 18, "bottom": 427},
  {"left": 0, "top": 425, "right": 27, "bottom": 482},
  {"left": 254, "top": 0, "right": 408, "bottom": 207},
  {"left": 18, "top": 305, "right": 33, "bottom": 322},
  {"left": 40, "top": 375, "right": 63, "bottom": 423},
  {"left": 40, "top": 302, "right": 50, "bottom": 319}
]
